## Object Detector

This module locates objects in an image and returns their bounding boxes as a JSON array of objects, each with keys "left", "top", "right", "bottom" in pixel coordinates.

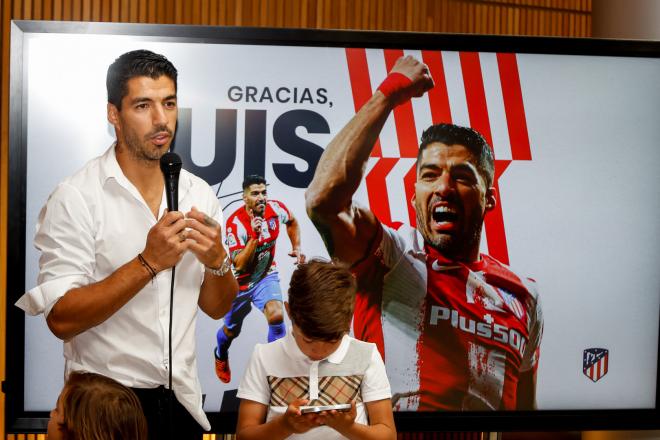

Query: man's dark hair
[
  {"left": 287, "top": 259, "right": 357, "bottom": 342},
  {"left": 106, "top": 49, "right": 178, "bottom": 110},
  {"left": 242, "top": 174, "right": 267, "bottom": 191},
  {"left": 418, "top": 123, "right": 495, "bottom": 188}
]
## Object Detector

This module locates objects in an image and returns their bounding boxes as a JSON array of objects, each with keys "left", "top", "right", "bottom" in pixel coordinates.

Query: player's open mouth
[{"left": 431, "top": 205, "right": 458, "bottom": 231}]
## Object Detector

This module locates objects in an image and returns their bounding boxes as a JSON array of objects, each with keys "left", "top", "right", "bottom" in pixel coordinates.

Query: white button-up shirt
[{"left": 16, "top": 145, "right": 225, "bottom": 430}]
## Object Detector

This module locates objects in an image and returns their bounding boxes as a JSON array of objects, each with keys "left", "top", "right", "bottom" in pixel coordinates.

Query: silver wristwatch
[{"left": 205, "top": 255, "right": 232, "bottom": 277}]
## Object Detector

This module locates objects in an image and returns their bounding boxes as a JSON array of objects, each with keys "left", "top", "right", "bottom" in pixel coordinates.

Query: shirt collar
[
  {"left": 98, "top": 143, "right": 124, "bottom": 184},
  {"left": 424, "top": 238, "right": 488, "bottom": 272},
  {"left": 326, "top": 334, "right": 351, "bottom": 364},
  {"left": 99, "top": 144, "right": 193, "bottom": 206},
  {"left": 283, "top": 332, "right": 351, "bottom": 365}
]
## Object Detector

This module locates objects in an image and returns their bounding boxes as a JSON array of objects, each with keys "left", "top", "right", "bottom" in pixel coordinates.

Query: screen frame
[{"left": 5, "top": 19, "right": 660, "bottom": 433}]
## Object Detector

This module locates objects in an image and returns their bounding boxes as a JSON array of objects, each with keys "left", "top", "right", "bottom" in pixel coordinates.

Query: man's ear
[
  {"left": 284, "top": 301, "right": 291, "bottom": 320},
  {"left": 107, "top": 103, "right": 120, "bottom": 128},
  {"left": 485, "top": 187, "right": 497, "bottom": 212},
  {"left": 410, "top": 192, "right": 417, "bottom": 212}
]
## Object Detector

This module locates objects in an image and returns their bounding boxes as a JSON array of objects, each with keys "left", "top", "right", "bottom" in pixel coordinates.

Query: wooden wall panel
[
  {"left": 0, "top": 0, "right": 592, "bottom": 34},
  {"left": 0, "top": 0, "right": 591, "bottom": 438}
]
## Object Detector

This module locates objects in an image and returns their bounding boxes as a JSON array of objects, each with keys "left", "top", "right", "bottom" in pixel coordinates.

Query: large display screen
[{"left": 6, "top": 21, "right": 660, "bottom": 432}]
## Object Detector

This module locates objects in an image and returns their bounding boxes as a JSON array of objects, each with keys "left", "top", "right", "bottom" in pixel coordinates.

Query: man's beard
[
  {"left": 123, "top": 124, "right": 172, "bottom": 162},
  {"left": 253, "top": 201, "right": 266, "bottom": 216},
  {"left": 416, "top": 202, "right": 484, "bottom": 261}
]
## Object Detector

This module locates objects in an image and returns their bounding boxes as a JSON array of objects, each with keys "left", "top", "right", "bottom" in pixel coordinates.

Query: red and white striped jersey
[
  {"left": 352, "top": 224, "right": 543, "bottom": 411},
  {"left": 225, "top": 200, "right": 291, "bottom": 291}
]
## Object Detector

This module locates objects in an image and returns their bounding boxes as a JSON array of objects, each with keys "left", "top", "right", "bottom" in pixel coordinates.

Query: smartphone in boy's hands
[{"left": 299, "top": 403, "right": 352, "bottom": 414}]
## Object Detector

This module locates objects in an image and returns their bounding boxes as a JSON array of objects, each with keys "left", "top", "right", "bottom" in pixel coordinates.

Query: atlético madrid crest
[{"left": 583, "top": 348, "right": 609, "bottom": 382}]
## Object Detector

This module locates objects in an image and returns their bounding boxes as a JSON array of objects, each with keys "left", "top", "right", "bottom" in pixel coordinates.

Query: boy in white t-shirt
[{"left": 236, "top": 260, "right": 396, "bottom": 440}]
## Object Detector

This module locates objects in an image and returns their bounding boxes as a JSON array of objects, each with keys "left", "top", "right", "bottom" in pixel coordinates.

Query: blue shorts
[{"left": 223, "top": 272, "right": 282, "bottom": 332}]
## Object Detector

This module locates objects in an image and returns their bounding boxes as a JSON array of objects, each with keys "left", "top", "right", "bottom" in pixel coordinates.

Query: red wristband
[{"left": 377, "top": 72, "right": 413, "bottom": 100}]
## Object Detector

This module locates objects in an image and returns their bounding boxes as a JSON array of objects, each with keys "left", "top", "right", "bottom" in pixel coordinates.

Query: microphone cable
[
  {"left": 160, "top": 152, "right": 182, "bottom": 439},
  {"left": 168, "top": 265, "right": 175, "bottom": 438}
]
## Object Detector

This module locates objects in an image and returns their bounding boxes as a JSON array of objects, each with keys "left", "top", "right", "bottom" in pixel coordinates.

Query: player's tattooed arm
[
  {"left": 231, "top": 211, "right": 260, "bottom": 273},
  {"left": 306, "top": 56, "right": 431, "bottom": 267},
  {"left": 232, "top": 240, "right": 259, "bottom": 273},
  {"left": 309, "top": 217, "right": 336, "bottom": 258},
  {"left": 516, "top": 370, "right": 538, "bottom": 410},
  {"left": 284, "top": 215, "right": 306, "bottom": 264},
  {"left": 306, "top": 202, "right": 379, "bottom": 266}
]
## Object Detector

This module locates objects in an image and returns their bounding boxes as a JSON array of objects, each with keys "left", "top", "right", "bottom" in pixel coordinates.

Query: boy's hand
[
  {"left": 316, "top": 401, "right": 357, "bottom": 432},
  {"left": 281, "top": 398, "right": 323, "bottom": 434}
]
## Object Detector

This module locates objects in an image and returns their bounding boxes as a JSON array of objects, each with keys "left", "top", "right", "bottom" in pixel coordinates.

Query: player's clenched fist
[{"left": 378, "top": 55, "right": 435, "bottom": 106}]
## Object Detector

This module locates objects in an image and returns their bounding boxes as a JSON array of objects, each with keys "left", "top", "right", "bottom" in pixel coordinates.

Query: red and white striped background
[{"left": 345, "top": 48, "right": 533, "bottom": 265}]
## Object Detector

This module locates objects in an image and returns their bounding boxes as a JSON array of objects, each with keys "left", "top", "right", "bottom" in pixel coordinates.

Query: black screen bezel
[{"left": 6, "top": 20, "right": 660, "bottom": 433}]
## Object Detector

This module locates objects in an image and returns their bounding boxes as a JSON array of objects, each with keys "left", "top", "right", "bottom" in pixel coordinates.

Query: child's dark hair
[
  {"left": 287, "top": 259, "right": 357, "bottom": 341},
  {"left": 59, "top": 371, "right": 148, "bottom": 440}
]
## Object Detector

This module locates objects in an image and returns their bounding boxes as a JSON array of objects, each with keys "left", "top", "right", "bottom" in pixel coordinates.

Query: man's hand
[
  {"left": 384, "top": 55, "right": 435, "bottom": 106},
  {"left": 316, "top": 401, "right": 357, "bottom": 433},
  {"left": 249, "top": 208, "right": 263, "bottom": 238},
  {"left": 281, "top": 399, "right": 323, "bottom": 434},
  {"left": 184, "top": 206, "right": 227, "bottom": 268},
  {"left": 288, "top": 248, "right": 306, "bottom": 264},
  {"left": 141, "top": 210, "right": 189, "bottom": 272}
]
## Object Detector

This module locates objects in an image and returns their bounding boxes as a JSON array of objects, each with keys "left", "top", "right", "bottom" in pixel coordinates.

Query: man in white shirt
[{"left": 16, "top": 50, "right": 239, "bottom": 439}]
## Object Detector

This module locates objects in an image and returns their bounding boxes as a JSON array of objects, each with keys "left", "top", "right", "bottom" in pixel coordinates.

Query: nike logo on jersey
[{"left": 430, "top": 259, "right": 461, "bottom": 272}]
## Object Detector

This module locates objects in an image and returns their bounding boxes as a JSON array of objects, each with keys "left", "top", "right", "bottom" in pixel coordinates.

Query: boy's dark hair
[
  {"left": 242, "top": 174, "right": 267, "bottom": 191},
  {"left": 418, "top": 123, "right": 495, "bottom": 188},
  {"left": 106, "top": 49, "right": 178, "bottom": 110},
  {"left": 60, "top": 371, "right": 147, "bottom": 440},
  {"left": 287, "top": 259, "right": 357, "bottom": 342}
]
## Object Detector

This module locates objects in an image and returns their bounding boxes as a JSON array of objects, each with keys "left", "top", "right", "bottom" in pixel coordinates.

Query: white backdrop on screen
[{"left": 21, "top": 33, "right": 660, "bottom": 412}]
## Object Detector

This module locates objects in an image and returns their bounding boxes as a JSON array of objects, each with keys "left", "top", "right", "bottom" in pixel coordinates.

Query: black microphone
[
  {"left": 160, "top": 152, "right": 182, "bottom": 211},
  {"left": 159, "top": 151, "right": 183, "bottom": 425}
]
